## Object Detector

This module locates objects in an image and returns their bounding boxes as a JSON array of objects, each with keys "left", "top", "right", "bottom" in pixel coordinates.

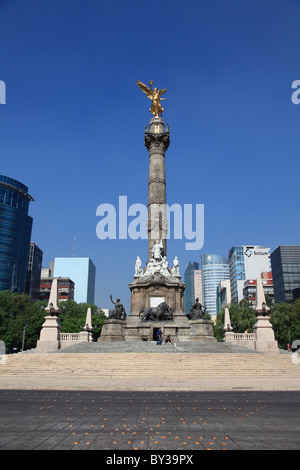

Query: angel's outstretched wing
[
  {"left": 158, "top": 89, "right": 167, "bottom": 97},
  {"left": 137, "top": 80, "right": 153, "bottom": 98}
]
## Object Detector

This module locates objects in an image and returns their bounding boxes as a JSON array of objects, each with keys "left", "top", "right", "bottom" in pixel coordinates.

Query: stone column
[
  {"left": 223, "top": 307, "right": 235, "bottom": 343},
  {"left": 84, "top": 307, "right": 93, "bottom": 342},
  {"left": 254, "top": 278, "right": 278, "bottom": 353},
  {"left": 36, "top": 278, "right": 61, "bottom": 353},
  {"left": 36, "top": 315, "right": 61, "bottom": 352},
  {"left": 144, "top": 117, "right": 170, "bottom": 261},
  {"left": 254, "top": 316, "right": 279, "bottom": 353}
]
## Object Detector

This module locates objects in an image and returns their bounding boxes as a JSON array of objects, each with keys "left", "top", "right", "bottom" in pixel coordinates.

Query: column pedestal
[
  {"left": 189, "top": 319, "right": 217, "bottom": 342},
  {"left": 36, "top": 315, "right": 61, "bottom": 353},
  {"left": 98, "top": 319, "right": 126, "bottom": 342},
  {"left": 254, "top": 316, "right": 279, "bottom": 353}
]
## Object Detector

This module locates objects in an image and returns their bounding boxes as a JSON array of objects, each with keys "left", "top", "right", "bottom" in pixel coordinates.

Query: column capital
[{"left": 144, "top": 131, "right": 170, "bottom": 152}]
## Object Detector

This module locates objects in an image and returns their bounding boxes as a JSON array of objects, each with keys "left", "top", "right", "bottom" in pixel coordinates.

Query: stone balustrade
[
  {"left": 60, "top": 331, "right": 90, "bottom": 349},
  {"left": 224, "top": 331, "right": 256, "bottom": 350},
  {"left": 60, "top": 333, "right": 81, "bottom": 341},
  {"left": 233, "top": 333, "right": 255, "bottom": 342}
]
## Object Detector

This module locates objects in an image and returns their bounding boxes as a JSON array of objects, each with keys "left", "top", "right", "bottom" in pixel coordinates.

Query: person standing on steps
[{"left": 156, "top": 328, "right": 162, "bottom": 345}]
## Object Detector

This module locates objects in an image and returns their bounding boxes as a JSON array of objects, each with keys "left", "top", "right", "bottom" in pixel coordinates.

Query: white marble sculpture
[
  {"left": 143, "top": 258, "right": 156, "bottom": 277},
  {"left": 161, "top": 256, "right": 171, "bottom": 277},
  {"left": 172, "top": 256, "right": 180, "bottom": 277},
  {"left": 134, "top": 256, "right": 143, "bottom": 277},
  {"left": 151, "top": 239, "right": 163, "bottom": 261}
]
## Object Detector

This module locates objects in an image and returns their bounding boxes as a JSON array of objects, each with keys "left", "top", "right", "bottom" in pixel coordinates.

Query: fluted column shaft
[{"left": 144, "top": 117, "right": 170, "bottom": 261}]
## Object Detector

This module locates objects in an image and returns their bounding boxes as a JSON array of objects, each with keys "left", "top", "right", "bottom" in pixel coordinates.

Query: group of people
[{"left": 156, "top": 329, "right": 173, "bottom": 345}]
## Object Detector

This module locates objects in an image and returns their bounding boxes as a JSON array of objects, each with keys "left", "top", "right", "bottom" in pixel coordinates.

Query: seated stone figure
[
  {"left": 187, "top": 298, "right": 206, "bottom": 320},
  {"left": 109, "top": 295, "right": 127, "bottom": 320}
]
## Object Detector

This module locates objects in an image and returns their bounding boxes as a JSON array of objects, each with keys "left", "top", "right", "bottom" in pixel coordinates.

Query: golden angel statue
[{"left": 137, "top": 80, "right": 167, "bottom": 117}]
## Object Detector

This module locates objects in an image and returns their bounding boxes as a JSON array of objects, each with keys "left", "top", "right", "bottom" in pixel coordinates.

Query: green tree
[
  {"left": 270, "top": 299, "right": 300, "bottom": 348},
  {"left": 0, "top": 291, "right": 106, "bottom": 351},
  {"left": 269, "top": 302, "right": 291, "bottom": 348},
  {"left": 0, "top": 290, "right": 46, "bottom": 352},
  {"left": 57, "top": 300, "right": 106, "bottom": 341}
]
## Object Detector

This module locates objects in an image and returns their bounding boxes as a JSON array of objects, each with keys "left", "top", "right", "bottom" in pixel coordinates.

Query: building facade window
[
  {"left": 0, "top": 175, "right": 34, "bottom": 293},
  {"left": 184, "top": 261, "right": 200, "bottom": 314},
  {"left": 271, "top": 246, "right": 300, "bottom": 303},
  {"left": 201, "top": 254, "right": 230, "bottom": 317}
]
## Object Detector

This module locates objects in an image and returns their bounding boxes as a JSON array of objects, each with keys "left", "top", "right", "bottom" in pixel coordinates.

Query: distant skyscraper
[
  {"left": 0, "top": 175, "right": 34, "bottom": 293},
  {"left": 184, "top": 262, "right": 200, "bottom": 314},
  {"left": 271, "top": 246, "right": 300, "bottom": 303},
  {"left": 194, "top": 270, "right": 203, "bottom": 304},
  {"left": 26, "top": 243, "right": 43, "bottom": 300},
  {"left": 201, "top": 254, "right": 230, "bottom": 317},
  {"left": 216, "top": 279, "right": 231, "bottom": 314},
  {"left": 229, "top": 245, "right": 271, "bottom": 303},
  {"left": 53, "top": 257, "right": 96, "bottom": 304}
]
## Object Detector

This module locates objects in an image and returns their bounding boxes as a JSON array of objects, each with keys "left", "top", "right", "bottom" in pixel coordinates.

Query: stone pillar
[
  {"left": 145, "top": 117, "right": 170, "bottom": 260},
  {"left": 36, "top": 315, "right": 61, "bottom": 352},
  {"left": 36, "top": 278, "right": 61, "bottom": 353},
  {"left": 223, "top": 306, "right": 235, "bottom": 343},
  {"left": 254, "top": 316, "right": 279, "bottom": 353},
  {"left": 84, "top": 307, "right": 93, "bottom": 342},
  {"left": 254, "top": 278, "right": 278, "bottom": 353}
]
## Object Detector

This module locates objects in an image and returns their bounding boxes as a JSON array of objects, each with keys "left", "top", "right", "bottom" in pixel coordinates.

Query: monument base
[
  {"left": 98, "top": 319, "right": 126, "bottom": 342},
  {"left": 123, "top": 320, "right": 217, "bottom": 343},
  {"left": 36, "top": 315, "right": 61, "bottom": 353},
  {"left": 189, "top": 319, "right": 217, "bottom": 342},
  {"left": 124, "top": 272, "right": 217, "bottom": 343},
  {"left": 124, "top": 322, "right": 192, "bottom": 342},
  {"left": 254, "top": 315, "right": 279, "bottom": 353},
  {"left": 125, "top": 273, "right": 193, "bottom": 342}
]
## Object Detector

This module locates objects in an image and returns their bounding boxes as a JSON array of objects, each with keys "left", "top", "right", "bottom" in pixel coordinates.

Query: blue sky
[{"left": 0, "top": 0, "right": 299, "bottom": 312}]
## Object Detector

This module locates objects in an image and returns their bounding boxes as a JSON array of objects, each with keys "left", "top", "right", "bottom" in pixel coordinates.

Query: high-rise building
[
  {"left": 243, "top": 272, "right": 274, "bottom": 306},
  {"left": 194, "top": 269, "right": 203, "bottom": 304},
  {"left": 184, "top": 262, "right": 202, "bottom": 314},
  {"left": 39, "top": 277, "right": 75, "bottom": 302},
  {"left": 271, "top": 246, "right": 300, "bottom": 303},
  {"left": 216, "top": 279, "right": 231, "bottom": 314},
  {"left": 229, "top": 245, "right": 271, "bottom": 303},
  {"left": 0, "top": 175, "right": 34, "bottom": 293},
  {"left": 25, "top": 243, "right": 43, "bottom": 300},
  {"left": 201, "top": 254, "right": 230, "bottom": 317},
  {"left": 53, "top": 257, "right": 96, "bottom": 304}
]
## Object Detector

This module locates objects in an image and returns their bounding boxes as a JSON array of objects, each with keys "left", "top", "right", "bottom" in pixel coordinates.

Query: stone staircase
[{"left": 0, "top": 342, "right": 298, "bottom": 380}]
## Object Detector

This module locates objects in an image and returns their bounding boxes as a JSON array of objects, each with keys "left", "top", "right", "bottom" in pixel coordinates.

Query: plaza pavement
[{"left": 0, "top": 389, "right": 299, "bottom": 451}]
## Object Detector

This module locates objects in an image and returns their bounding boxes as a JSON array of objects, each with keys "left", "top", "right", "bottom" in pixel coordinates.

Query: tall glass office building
[
  {"left": 53, "top": 257, "right": 96, "bottom": 304},
  {"left": 25, "top": 243, "right": 43, "bottom": 301},
  {"left": 201, "top": 254, "right": 230, "bottom": 317},
  {"left": 0, "top": 175, "right": 34, "bottom": 293},
  {"left": 271, "top": 246, "right": 300, "bottom": 303},
  {"left": 184, "top": 262, "right": 199, "bottom": 314},
  {"left": 228, "top": 246, "right": 246, "bottom": 303},
  {"left": 229, "top": 245, "right": 271, "bottom": 303}
]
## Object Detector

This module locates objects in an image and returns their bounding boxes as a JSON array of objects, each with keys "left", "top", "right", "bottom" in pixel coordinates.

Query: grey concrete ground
[{"left": 0, "top": 389, "right": 299, "bottom": 451}]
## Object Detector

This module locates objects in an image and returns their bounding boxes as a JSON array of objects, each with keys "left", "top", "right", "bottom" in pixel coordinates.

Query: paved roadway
[{"left": 0, "top": 389, "right": 299, "bottom": 451}]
